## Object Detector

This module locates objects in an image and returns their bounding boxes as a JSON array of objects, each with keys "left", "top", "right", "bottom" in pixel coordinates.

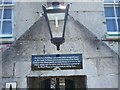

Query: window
[
  {"left": 0, "top": 0, "right": 14, "bottom": 37},
  {"left": 104, "top": 0, "right": 120, "bottom": 36}
]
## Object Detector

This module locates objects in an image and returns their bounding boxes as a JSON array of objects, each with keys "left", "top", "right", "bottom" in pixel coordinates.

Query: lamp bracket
[{"left": 51, "top": 37, "right": 65, "bottom": 50}]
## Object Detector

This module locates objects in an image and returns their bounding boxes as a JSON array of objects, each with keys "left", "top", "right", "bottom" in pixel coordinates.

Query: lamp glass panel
[{"left": 48, "top": 13, "right": 65, "bottom": 38}]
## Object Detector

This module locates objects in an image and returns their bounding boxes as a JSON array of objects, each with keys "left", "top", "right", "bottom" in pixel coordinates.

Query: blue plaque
[{"left": 31, "top": 54, "right": 82, "bottom": 70}]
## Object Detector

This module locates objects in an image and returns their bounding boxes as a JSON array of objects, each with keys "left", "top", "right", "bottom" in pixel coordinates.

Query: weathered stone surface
[
  {"left": 2, "top": 77, "right": 27, "bottom": 88},
  {"left": 14, "top": 2, "right": 46, "bottom": 39},
  {"left": 70, "top": 11, "right": 106, "bottom": 39},
  {"left": 1, "top": 16, "right": 118, "bottom": 88},
  {"left": 18, "top": 17, "right": 50, "bottom": 41},
  {"left": 87, "top": 74, "right": 118, "bottom": 88},
  {"left": 15, "top": 62, "right": 31, "bottom": 77},
  {"left": 69, "top": 2, "right": 104, "bottom": 12}
]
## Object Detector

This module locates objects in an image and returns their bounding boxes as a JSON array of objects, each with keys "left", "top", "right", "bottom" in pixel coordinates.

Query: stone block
[
  {"left": 97, "top": 58, "right": 118, "bottom": 75},
  {"left": 87, "top": 74, "right": 118, "bottom": 88},
  {"left": 15, "top": 62, "right": 31, "bottom": 77},
  {"left": 70, "top": 11, "right": 106, "bottom": 39},
  {"left": 83, "top": 59, "right": 98, "bottom": 76},
  {"left": 68, "top": 2, "right": 104, "bottom": 12}
]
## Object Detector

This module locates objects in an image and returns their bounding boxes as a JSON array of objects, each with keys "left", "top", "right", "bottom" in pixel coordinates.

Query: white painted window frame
[
  {"left": 0, "top": 0, "right": 14, "bottom": 38},
  {"left": 104, "top": 0, "right": 120, "bottom": 35}
]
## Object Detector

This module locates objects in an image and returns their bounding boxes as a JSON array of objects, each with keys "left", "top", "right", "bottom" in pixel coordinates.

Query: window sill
[
  {"left": 0, "top": 4, "right": 15, "bottom": 7},
  {"left": 102, "top": 33, "right": 120, "bottom": 41},
  {"left": 0, "top": 34, "right": 13, "bottom": 38},
  {"left": 0, "top": 37, "right": 15, "bottom": 44}
]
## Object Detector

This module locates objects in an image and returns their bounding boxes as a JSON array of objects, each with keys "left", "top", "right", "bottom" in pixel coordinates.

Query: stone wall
[
  {"left": 1, "top": 1, "right": 118, "bottom": 54},
  {"left": 1, "top": 16, "right": 118, "bottom": 88}
]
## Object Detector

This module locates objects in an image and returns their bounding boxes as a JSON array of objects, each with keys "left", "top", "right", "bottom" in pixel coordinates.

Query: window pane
[
  {"left": 105, "top": 7, "right": 115, "bottom": 17},
  {"left": 4, "top": 0, "right": 12, "bottom": 4},
  {"left": 0, "top": 0, "right": 2, "bottom": 4},
  {"left": 2, "top": 21, "right": 12, "bottom": 34},
  {"left": 116, "top": 7, "right": 120, "bottom": 17},
  {"left": 3, "top": 8, "right": 12, "bottom": 19},
  {"left": 0, "top": 21, "right": 1, "bottom": 33},
  {"left": 118, "top": 19, "right": 120, "bottom": 32},
  {"left": 4, "top": 2, "right": 12, "bottom": 4},
  {"left": 115, "top": 0, "right": 120, "bottom": 3},
  {"left": 104, "top": 0, "right": 114, "bottom": 3},
  {"left": 106, "top": 19, "right": 117, "bottom": 32},
  {"left": 0, "top": 9, "right": 2, "bottom": 19}
]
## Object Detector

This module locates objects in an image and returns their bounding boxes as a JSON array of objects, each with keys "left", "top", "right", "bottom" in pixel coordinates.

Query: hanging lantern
[{"left": 42, "top": 2, "right": 69, "bottom": 50}]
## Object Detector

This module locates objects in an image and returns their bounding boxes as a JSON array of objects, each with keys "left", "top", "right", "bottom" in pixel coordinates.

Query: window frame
[
  {"left": 104, "top": 0, "right": 120, "bottom": 40},
  {"left": 0, "top": 0, "right": 14, "bottom": 38}
]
